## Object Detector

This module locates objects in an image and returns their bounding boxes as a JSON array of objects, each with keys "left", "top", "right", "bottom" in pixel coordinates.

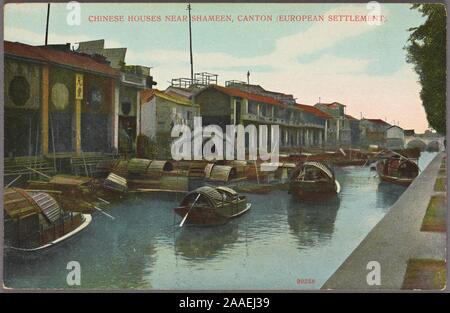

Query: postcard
[{"left": 1, "top": 1, "right": 447, "bottom": 294}]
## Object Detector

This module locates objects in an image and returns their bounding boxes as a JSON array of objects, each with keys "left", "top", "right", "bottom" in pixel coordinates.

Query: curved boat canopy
[
  {"left": 207, "top": 165, "right": 237, "bottom": 182},
  {"left": 182, "top": 186, "right": 239, "bottom": 208},
  {"left": 4, "top": 188, "right": 61, "bottom": 223},
  {"left": 302, "top": 162, "right": 334, "bottom": 179},
  {"left": 112, "top": 159, "right": 174, "bottom": 176}
]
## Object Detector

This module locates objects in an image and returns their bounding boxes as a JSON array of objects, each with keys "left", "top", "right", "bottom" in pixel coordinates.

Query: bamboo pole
[
  {"left": 130, "top": 188, "right": 187, "bottom": 193},
  {"left": 25, "top": 166, "right": 51, "bottom": 180},
  {"left": 6, "top": 175, "right": 22, "bottom": 189},
  {"left": 254, "top": 160, "right": 260, "bottom": 184},
  {"left": 49, "top": 112, "right": 57, "bottom": 172},
  {"left": 23, "top": 189, "right": 62, "bottom": 194}
]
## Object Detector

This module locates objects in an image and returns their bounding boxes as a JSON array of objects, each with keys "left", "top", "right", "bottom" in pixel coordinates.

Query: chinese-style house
[{"left": 4, "top": 40, "right": 156, "bottom": 180}]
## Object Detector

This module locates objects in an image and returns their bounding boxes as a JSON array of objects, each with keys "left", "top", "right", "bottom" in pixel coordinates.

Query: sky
[{"left": 4, "top": 2, "right": 431, "bottom": 132}]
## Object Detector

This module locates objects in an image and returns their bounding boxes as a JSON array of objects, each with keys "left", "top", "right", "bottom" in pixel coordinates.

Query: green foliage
[
  {"left": 155, "top": 131, "right": 172, "bottom": 159},
  {"left": 406, "top": 4, "right": 447, "bottom": 134},
  {"left": 136, "top": 132, "right": 172, "bottom": 159}
]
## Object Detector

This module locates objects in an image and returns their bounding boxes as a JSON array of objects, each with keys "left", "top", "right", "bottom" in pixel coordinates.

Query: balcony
[{"left": 121, "top": 72, "right": 146, "bottom": 88}]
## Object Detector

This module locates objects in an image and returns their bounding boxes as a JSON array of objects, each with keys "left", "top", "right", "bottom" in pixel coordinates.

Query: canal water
[{"left": 3, "top": 152, "right": 438, "bottom": 290}]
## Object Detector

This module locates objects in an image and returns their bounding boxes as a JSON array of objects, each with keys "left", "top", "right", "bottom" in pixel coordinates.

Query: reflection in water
[
  {"left": 4, "top": 153, "right": 438, "bottom": 289},
  {"left": 175, "top": 223, "right": 239, "bottom": 260},
  {"left": 376, "top": 182, "right": 407, "bottom": 211},
  {"left": 287, "top": 197, "right": 340, "bottom": 248},
  {"left": 4, "top": 195, "right": 160, "bottom": 289}
]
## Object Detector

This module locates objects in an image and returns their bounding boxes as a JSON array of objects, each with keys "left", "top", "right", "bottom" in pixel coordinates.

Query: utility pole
[
  {"left": 187, "top": 3, "right": 194, "bottom": 84},
  {"left": 246, "top": 70, "right": 250, "bottom": 93},
  {"left": 45, "top": 3, "right": 51, "bottom": 46}
]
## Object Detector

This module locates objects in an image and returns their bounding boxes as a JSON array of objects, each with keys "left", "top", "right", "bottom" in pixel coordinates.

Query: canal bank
[{"left": 322, "top": 152, "right": 446, "bottom": 290}]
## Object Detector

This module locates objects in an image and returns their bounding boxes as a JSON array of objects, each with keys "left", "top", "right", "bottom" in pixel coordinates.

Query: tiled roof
[
  {"left": 365, "top": 118, "right": 391, "bottom": 126},
  {"left": 345, "top": 114, "right": 358, "bottom": 120},
  {"left": 386, "top": 125, "right": 403, "bottom": 130},
  {"left": 4, "top": 41, "right": 119, "bottom": 77},
  {"left": 208, "top": 85, "right": 287, "bottom": 107},
  {"left": 141, "top": 89, "right": 197, "bottom": 107},
  {"left": 295, "top": 103, "right": 332, "bottom": 119},
  {"left": 319, "top": 101, "right": 346, "bottom": 107}
]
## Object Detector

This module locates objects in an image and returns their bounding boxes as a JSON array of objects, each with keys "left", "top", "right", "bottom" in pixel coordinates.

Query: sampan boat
[
  {"left": 376, "top": 155, "right": 419, "bottom": 186},
  {"left": 174, "top": 186, "right": 251, "bottom": 226},
  {"left": 4, "top": 187, "right": 92, "bottom": 253},
  {"left": 289, "top": 161, "right": 341, "bottom": 199}
]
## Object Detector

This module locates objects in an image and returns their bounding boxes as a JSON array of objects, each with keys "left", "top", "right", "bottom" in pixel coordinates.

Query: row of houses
[
  {"left": 4, "top": 39, "right": 410, "bottom": 161},
  {"left": 4, "top": 40, "right": 156, "bottom": 159}
]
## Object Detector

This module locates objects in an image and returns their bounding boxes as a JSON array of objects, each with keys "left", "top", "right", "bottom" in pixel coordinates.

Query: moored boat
[
  {"left": 174, "top": 186, "right": 251, "bottom": 226},
  {"left": 289, "top": 162, "right": 341, "bottom": 199},
  {"left": 4, "top": 187, "right": 92, "bottom": 253},
  {"left": 376, "top": 155, "right": 419, "bottom": 186}
]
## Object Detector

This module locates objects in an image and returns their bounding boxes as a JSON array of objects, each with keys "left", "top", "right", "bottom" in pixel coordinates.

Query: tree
[{"left": 406, "top": 4, "right": 446, "bottom": 134}]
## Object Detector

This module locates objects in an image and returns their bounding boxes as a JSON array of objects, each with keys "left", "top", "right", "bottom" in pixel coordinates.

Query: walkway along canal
[
  {"left": 322, "top": 152, "right": 446, "bottom": 290},
  {"left": 4, "top": 153, "right": 438, "bottom": 289}
]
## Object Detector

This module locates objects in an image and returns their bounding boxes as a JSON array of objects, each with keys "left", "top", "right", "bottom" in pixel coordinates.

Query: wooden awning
[{"left": 4, "top": 188, "right": 61, "bottom": 222}]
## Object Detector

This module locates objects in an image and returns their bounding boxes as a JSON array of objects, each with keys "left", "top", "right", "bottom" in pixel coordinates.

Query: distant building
[
  {"left": 222, "top": 81, "right": 329, "bottom": 147},
  {"left": 193, "top": 85, "right": 328, "bottom": 149},
  {"left": 140, "top": 89, "right": 200, "bottom": 138},
  {"left": 404, "top": 129, "right": 416, "bottom": 137},
  {"left": 385, "top": 125, "right": 405, "bottom": 150},
  {"left": 314, "top": 102, "right": 352, "bottom": 148},
  {"left": 294, "top": 104, "right": 332, "bottom": 147},
  {"left": 345, "top": 114, "right": 361, "bottom": 148},
  {"left": 224, "top": 81, "right": 296, "bottom": 105},
  {"left": 76, "top": 39, "right": 127, "bottom": 69},
  {"left": 165, "top": 86, "right": 197, "bottom": 99},
  {"left": 359, "top": 118, "right": 392, "bottom": 148}
]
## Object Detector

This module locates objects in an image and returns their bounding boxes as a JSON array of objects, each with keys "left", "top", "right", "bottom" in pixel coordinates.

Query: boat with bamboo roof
[
  {"left": 204, "top": 164, "right": 247, "bottom": 184},
  {"left": 331, "top": 149, "right": 370, "bottom": 166},
  {"left": 111, "top": 158, "right": 174, "bottom": 178},
  {"left": 376, "top": 151, "right": 419, "bottom": 186},
  {"left": 289, "top": 161, "right": 341, "bottom": 200},
  {"left": 3, "top": 187, "right": 92, "bottom": 253},
  {"left": 174, "top": 186, "right": 251, "bottom": 226}
]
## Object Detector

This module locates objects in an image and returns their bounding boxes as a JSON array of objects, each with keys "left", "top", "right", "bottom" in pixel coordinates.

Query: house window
[
  {"left": 260, "top": 104, "right": 267, "bottom": 116},
  {"left": 248, "top": 102, "right": 258, "bottom": 115},
  {"left": 88, "top": 86, "right": 103, "bottom": 112},
  {"left": 51, "top": 82, "right": 69, "bottom": 111},
  {"left": 9, "top": 76, "right": 30, "bottom": 107},
  {"left": 120, "top": 96, "right": 132, "bottom": 116}
]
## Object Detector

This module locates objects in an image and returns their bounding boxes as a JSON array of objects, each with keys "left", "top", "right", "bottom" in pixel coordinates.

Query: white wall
[
  {"left": 386, "top": 126, "right": 405, "bottom": 140},
  {"left": 140, "top": 97, "right": 157, "bottom": 139}
]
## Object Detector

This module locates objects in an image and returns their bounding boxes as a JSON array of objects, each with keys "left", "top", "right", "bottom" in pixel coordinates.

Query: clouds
[
  {"left": 3, "top": 3, "right": 428, "bottom": 131},
  {"left": 4, "top": 26, "right": 123, "bottom": 49}
]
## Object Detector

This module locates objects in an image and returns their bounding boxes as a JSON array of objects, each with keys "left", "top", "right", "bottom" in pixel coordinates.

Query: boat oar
[
  {"left": 179, "top": 193, "right": 201, "bottom": 227},
  {"left": 93, "top": 206, "right": 115, "bottom": 220},
  {"left": 362, "top": 150, "right": 384, "bottom": 168},
  {"left": 97, "top": 197, "right": 110, "bottom": 205},
  {"left": 5, "top": 175, "right": 22, "bottom": 189},
  {"left": 25, "top": 166, "right": 52, "bottom": 180}
]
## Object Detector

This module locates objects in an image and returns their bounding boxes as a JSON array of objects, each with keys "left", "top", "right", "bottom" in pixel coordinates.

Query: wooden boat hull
[
  {"left": 5, "top": 214, "right": 92, "bottom": 254},
  {"left": 175, "top": 203, "right": 251, "bottom": 226},
  {"left": 333, "top": 159, "right": 367, "bottom": 166},
  {"left": 289, "top": 180, "right": 338, "bottom": 200},
  {"left": 378, "top": 174, "right": 413, "bottom": 186},
  {"left": 376, "top": 158, "right": 418, "bottom": 187},
  {"left": 234, "top": 182, "right": 288, "bottom": 194}
]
